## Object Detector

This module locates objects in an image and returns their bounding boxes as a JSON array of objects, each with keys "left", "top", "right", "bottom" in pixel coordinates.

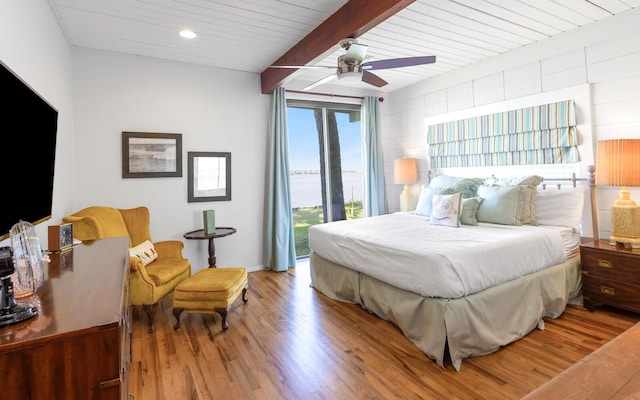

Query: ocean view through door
[{"left": 287, "top": 101, "right": 363, "bottom": 258}]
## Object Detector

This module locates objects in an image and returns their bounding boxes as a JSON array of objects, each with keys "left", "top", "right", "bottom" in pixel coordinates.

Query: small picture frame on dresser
[{"left": 48, "top": 223, "right": 73, "bottom": 253}]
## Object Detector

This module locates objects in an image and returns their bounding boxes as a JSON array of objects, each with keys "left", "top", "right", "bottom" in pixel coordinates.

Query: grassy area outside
[{"left": 293, "top": 201, "right": 363, "bottom": 257}]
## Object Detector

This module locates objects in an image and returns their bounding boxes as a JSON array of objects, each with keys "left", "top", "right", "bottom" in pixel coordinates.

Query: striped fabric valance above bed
[{"left": 427, "top": 100, "right": 578, "bottom": 168}]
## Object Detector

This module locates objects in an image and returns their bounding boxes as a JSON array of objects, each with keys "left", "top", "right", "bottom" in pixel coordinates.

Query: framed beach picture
[{"left": 122, "top": 132, "right": 182, "bottom": 178}]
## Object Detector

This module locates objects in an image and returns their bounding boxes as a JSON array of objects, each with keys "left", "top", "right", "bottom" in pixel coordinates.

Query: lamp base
[
  {"left": 609, "top": 235, "right": 640, "bottom": 249},
  {"left": 609, "top": 188, "right": 640, "bottom": 249},
  {"left": 399, "top": 184, "right": 413, "bottom": 212}
]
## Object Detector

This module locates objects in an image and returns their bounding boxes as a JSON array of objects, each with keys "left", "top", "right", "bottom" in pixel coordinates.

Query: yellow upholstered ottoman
[{"left": 172, "top": 267, "right": 248, "bottom": 331}]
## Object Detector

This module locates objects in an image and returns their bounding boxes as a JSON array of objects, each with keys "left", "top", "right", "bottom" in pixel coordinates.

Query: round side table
[{"left": 183, "top": 227, "right": 236, "bottom": 267}]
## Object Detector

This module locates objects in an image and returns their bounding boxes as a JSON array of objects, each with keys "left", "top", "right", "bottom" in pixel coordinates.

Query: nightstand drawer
[
  {"left": 581, "top": 249, "right": 640, "bottom": 282},
  {"left": 582, "top": 275, "right": 640, "bottom": 312}
]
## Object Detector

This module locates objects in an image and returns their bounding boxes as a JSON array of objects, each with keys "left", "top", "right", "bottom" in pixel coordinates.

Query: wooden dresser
[
  {"left": 580, "top": 239, "right": 640, "bottom": 312},
  {"left": 522, "top": 321, "right": 640, "bottom": 399},
  {"left": 0, "top": 236, "right": 131, "bottom": 400}
]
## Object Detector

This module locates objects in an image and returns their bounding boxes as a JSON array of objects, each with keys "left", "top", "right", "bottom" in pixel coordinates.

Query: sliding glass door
[{"left": 287, "top": 100, "right": 363, "bottom": 258}]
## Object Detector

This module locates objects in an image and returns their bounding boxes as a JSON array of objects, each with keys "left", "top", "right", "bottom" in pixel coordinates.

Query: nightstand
[{"left": 580, "top": 239, "right": 640, "bottom": 312}]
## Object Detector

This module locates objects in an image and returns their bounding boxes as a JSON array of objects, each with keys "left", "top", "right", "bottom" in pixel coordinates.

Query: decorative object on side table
[
  {"left": 596, "top": 139, "right": 640, "bottom": 248},
  {"left": 48, "top": 223, "right": 73, "bottom": 252},
  {"left": 203, "top": 209, "right": 216, "bottom": 235},
  {"left": 580, "top": 239, "right": 640, "bottom": 313},
  {"left": 394, "top": 157, "right": 417, "bottom": 212}
]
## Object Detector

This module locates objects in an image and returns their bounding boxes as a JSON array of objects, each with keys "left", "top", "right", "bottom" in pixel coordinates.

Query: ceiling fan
[{"left": 269, "top": 38, "right": 436, "bottom": 91}]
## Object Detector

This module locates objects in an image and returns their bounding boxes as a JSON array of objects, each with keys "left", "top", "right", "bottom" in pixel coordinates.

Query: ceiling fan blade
[
  {"left": 362, "top": 71, "right": 388, "bottom": 87},
  {"left": 344, "top": 43, "right": 368, "bottom": 64},
  {"left": 362, "top": 56, "right": 436, "bottom": 71},
  {"left": 302, "top": 73, "right": 337, "bottom": 91},
  {"left": 269, "top": 65, "right": 335, "bottom": 69}
]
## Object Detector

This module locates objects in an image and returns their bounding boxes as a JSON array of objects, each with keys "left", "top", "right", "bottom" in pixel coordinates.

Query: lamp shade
[
  {"left": 596, "top": 139, "right": 640, "bottom": 187},
  {"left": 394, "top": 158, "right": 417, "bottom": 185},
  {"left": 596, "top": 139, "right": 640, "bottom": 248}
]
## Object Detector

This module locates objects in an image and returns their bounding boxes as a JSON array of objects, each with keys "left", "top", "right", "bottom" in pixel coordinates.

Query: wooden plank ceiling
[{"left": 49, "top": 0, "right": 638, "bottom": 94}]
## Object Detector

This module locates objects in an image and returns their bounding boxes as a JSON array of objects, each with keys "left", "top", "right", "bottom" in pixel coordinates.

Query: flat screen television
[{"left": 0, "top": 61, "right": 58, "bottom": 241}]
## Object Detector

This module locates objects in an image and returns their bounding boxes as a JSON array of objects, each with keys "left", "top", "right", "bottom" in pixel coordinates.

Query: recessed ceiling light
[{"left": 179, "top": 29, "right": 196, "bottom": 39}]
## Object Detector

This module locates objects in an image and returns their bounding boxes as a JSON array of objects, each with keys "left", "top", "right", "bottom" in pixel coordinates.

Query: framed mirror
[{"left": 187, "top": 151, "right": 231, "bottom": 202}]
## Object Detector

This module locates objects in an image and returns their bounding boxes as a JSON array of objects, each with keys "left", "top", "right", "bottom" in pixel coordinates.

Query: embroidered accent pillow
[
  {"left": 430, "top": 192, "right": 462, "bottom": 227},
  {"left": 129, "top": 240, "right": 158, "bottom": 266},
  {"left": 416, "top": 186, "right": 456, "bottom": 217}
]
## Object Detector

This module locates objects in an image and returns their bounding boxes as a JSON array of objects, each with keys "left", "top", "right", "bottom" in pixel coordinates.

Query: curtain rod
[{"left": 285, "top": 89, "right": 384, "bottom": 102}]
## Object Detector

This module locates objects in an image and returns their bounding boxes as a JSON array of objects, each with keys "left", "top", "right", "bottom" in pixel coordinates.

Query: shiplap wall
[{"left": 382, "top": 8, "right": 640, "bottom": 241}]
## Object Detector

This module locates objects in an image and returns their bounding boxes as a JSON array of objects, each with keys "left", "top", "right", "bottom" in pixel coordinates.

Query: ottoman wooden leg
[
  {"left": 172, "top": 307, "right": 185, "bottom": 331},
  {"left": 216, "top": 308, "right": 229, "bottom": 330},
  {"left": 242, "top": 284, "right": 249, "bottom": 303},
  {"left": 216, "top": 283, "right": 249, "bottom": 330}
]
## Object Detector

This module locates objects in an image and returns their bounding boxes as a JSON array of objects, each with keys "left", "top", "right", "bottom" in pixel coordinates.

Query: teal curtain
[
  {"left": 263, "top": 87, "right": 296, "bottom": 271},
  {"left": 361, "top": 96, "right": 387, "bottom": 216}
]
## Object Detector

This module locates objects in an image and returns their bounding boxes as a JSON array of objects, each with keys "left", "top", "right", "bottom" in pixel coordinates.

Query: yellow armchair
[{"left": 63, "top": 206, "right": 191, "bottom": 332}]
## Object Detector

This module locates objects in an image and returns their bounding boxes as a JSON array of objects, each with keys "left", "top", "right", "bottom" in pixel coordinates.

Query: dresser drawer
[
  {"left": 581, "top": 248, "right": 640, "bottom": 282},
  {"left": 582, "top": 275, "right": 640, "bottom": 312}
]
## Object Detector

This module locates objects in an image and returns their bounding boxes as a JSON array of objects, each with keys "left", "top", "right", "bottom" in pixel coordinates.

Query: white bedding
[{"left": 308, "top": 213, "right": 572, "bottom": 298}]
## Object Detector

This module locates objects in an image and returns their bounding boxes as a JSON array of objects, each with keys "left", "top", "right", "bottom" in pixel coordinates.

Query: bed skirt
[{"left": 309, "top": 251, "right": 582, "bottom": 371}]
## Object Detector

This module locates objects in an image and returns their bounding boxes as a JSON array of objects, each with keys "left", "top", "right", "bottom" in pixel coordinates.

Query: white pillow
[
  {"left": 415, "top": 186, "right": 433, "bottom": 216},
  {"left": 430, "top": 192, "right": 463, "bottom": 227},
  {"left": 129, "top": 240, "right": 158, "bottom": 266},
  {"left": 535, "top": 187, "right": 586, "bottom": 228},
  {"left": 416, "top": 186, "right": 455, "bottom": 217}
]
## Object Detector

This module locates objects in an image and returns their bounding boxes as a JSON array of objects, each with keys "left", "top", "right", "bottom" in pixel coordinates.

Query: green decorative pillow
[
  {"left": 481, "top": 175, "right": 542, "bottom": 225},
  {"left": 429, "top": 175, "right": 483, "bottom": 199},
  {"left": 430, "top": 192, "right": 462, "bottom": 227},
  {"left": 460, "top": 197, "right": 482, "bottom": 226},
  {"left": 477, "top": 185, "right": 522, "bottom": 225},
  {"left": 129, "top": 240, "right": 158, "bottom": 266},
  {"left": 508, "top": 175, "right": 543, "bottom": 225}
]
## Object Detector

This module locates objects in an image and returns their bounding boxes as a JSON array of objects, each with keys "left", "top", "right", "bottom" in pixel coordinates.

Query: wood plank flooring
[{"left": 129, "top": 261, "right": 639, "bottom": 399}]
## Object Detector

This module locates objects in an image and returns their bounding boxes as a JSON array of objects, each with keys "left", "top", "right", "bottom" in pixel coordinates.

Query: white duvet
[{"left": 308, "top": 213, "right": 570, "bottom": 298}]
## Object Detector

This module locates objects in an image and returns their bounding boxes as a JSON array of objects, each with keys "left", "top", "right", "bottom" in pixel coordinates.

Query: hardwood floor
[{"left": 129, "top": 260, "right": 639, "bottom": 400}]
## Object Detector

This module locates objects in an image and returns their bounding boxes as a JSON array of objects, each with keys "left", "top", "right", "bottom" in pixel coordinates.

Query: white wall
[
  {"left": 72, "top": 50, "right": 270, "bottom": 272},
  {"left": 0, "top": 2, "right": 270, "bottom": 272},
  {"left": 383, "top": 7, "right": 640, "bottom": 241},
  {"left": 0, "top": 1, "right": 75, "bottom": 247}
]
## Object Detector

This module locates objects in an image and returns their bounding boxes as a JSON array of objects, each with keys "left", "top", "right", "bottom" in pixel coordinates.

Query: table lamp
[
  {"left": 394, "top": 157, "right": 418, "bottom": 212},
  {"left": 595, "top": 139, "right": 640, "bottom": 248}
]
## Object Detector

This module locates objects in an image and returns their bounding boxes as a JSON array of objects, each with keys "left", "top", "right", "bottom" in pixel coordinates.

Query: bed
[{"left": 308, "top": 174, "right": 591, "bottom": 371}]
